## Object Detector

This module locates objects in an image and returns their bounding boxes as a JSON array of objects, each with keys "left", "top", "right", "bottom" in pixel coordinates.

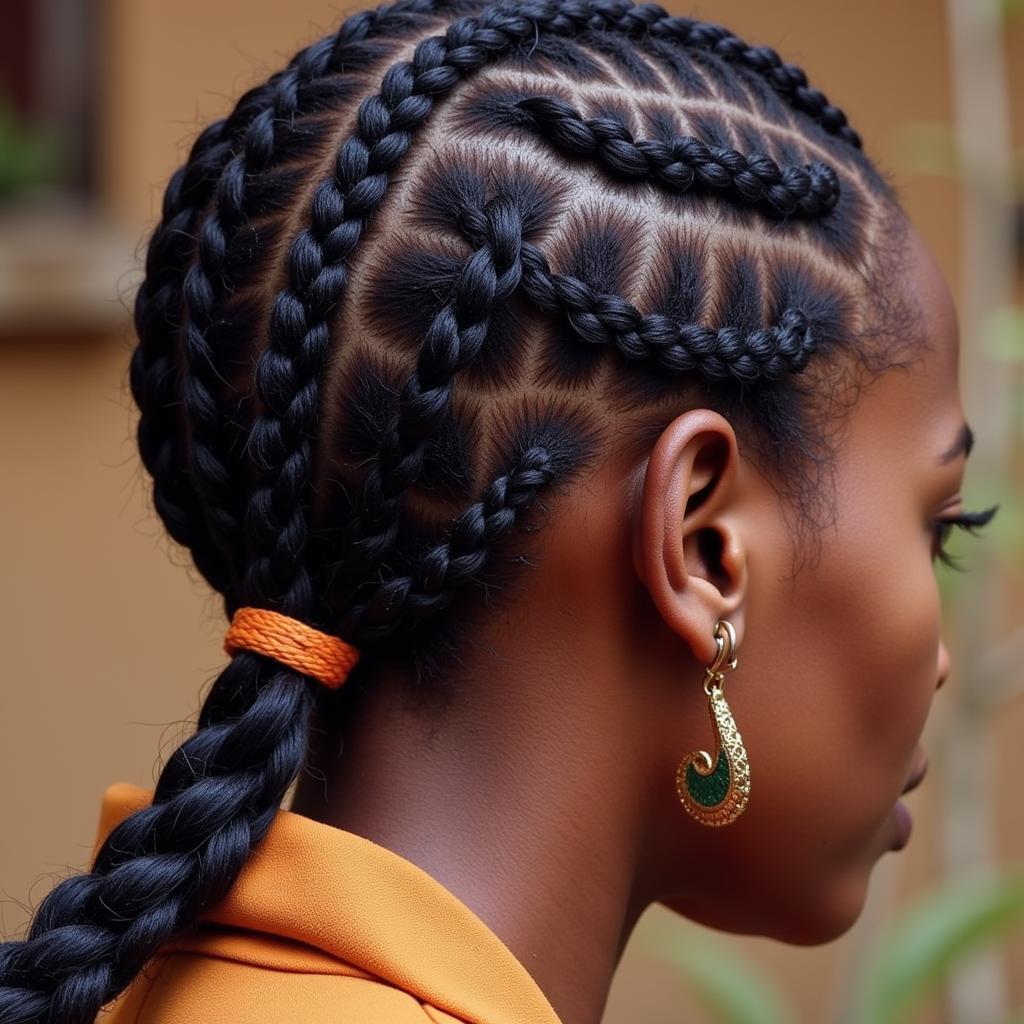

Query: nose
[{"left": 937, "top": 639, "right": 952, "bottom": 691}]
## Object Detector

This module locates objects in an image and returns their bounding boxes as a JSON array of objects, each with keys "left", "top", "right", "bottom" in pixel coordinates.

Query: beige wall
[{"left": 1, "top": 2, "right": 1021, "bottom": 1021}]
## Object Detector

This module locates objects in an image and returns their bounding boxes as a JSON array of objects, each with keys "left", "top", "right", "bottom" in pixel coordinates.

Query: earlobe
[{"left": 632, "top": 409, "right": 748, "bottom": 665}]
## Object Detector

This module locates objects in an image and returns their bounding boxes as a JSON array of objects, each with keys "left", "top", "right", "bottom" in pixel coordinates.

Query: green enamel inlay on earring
[{"left": 686, "top": 744, "right": 731, "bottom": 807}]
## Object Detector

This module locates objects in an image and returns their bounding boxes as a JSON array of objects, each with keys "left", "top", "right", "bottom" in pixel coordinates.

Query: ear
[{"left": 632, "top": 409, "right": 748, "bottom": 666}]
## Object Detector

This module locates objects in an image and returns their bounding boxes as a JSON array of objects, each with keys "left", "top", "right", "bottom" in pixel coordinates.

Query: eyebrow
[{"left": 938, "top": 422, "right": 974, "bottom": 465}]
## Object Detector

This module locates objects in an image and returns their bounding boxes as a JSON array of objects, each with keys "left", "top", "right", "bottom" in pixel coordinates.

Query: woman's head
[
  {"left": 637, "top": 226, "right": 971, "bottom": 943},
  {"left": 2, "top": 1, "right": 995, "bottom": 1019},
  {"left": 171, "top": 0, "right": 912, "bottom": 665}
]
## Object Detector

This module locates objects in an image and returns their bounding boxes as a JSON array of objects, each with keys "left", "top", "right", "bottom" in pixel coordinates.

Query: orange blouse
[{"left": 92, "top": 783, "right": 562, "bottom": 1024}]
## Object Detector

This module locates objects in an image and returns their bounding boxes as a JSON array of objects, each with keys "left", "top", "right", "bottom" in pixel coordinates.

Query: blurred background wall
[{"left": 1, "top": 2, "right": 1021, "bottom": 1022}]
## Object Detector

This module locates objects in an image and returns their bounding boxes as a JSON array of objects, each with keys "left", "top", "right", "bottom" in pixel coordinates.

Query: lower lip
[{"left": 891, "top": 800, "right": 914, "bottom": 850}]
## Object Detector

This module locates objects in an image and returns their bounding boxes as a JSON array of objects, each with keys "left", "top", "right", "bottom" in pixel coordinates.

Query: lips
[{"left": 901, "top": 753, "right": 929, "bottom": 796}]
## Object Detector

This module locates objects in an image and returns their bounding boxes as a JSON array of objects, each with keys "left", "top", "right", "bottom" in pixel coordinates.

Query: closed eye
[{"left": 933, "top": 504, "right": 1000, "bottom": 570}]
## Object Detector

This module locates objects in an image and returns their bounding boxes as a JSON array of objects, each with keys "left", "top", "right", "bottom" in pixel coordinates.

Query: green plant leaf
[
  {"left": 982, "top": 306, "right": 1024, "bottom": 364},
  {"left": 856, "top": 870, "right": 1024, "bottom": 1024},
  {"left": 890, "top": 121, "right": 959, "bottom": 179},
  {"left": 0, "top": 91, "right": 62, "bottom": 201},
  {"left": 638, "top": 919, "right": 795, "bottom": 1024},
  {"left": 935, "top": 476, "right": 1020, "bottom": 608}
]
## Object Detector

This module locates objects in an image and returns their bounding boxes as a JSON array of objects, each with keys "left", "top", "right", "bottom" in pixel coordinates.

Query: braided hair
[{"left": 0, "top": 1, "right": 917, "bottom": 1020}]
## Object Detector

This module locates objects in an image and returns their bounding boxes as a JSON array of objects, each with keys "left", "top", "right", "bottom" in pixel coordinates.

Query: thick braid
[
  {"left": 181, "top": 0, "right": 451, "bottom": 576},
  {"left": 513, "top": 95, "right": 841, "bottom": 217},
  {"left": 516, "top": 239, "right": 816, "bottom": 380},
  {"left": 0, "top": 651, "right": 314, "bottom": 1023},
  {"left": 239, "top": 2, "right": 573, "bottom": 610}
]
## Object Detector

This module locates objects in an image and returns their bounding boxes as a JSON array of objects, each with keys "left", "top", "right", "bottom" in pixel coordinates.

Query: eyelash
[{"left": 932, "top": 504, "right": 1000, "bottom": 570}]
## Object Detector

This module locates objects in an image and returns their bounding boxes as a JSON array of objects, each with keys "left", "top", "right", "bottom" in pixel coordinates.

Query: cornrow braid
[
  {"left": 521, "top": 246, "right": 817, "bottom": 380},
  {"left": 512, "top": 95, "right": 841, "bottom": 217},
  {"left": 640, "top": 11, "right": 862, "bottom": 147},
  {"left": 1, "top": 2, "right": 901, "bottom": 1021}
]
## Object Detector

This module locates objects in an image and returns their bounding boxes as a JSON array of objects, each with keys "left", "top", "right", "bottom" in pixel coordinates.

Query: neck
[
  {"left": 290, "top": 458, "right": 683, "bottom": 1023},
  {"left": 290, "top": 653, "right": 656, "bottom": 1024}
]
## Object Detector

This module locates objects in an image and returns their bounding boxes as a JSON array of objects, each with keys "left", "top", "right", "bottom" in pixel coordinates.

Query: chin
[{"left": 656, "top": 878, "right": 868, "bottom": 946}]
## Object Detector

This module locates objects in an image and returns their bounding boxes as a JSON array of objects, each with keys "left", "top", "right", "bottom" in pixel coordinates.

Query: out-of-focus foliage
[
  {"left": 0, "top": 94, "right": 61, "bottom": 202},
  {"left": 856, "top": 872, "right": 1024, "bottom": 1024},
  {"left": 983, "top": 305, "right": 1024, "bottom": 455},
  {"left": 649, "top": 869, "right": 1024, "bottom": 1023},
  {"left": 892, "top": 120, "right": 1024, "bottom": 187},
  {"left": 892, "top": 121, "right": 961, "bottom": 178},
  {"left": 984, "top": 306, "right": 1024, "bottom": 364},
  {"left": 934, "top": 302, "right": 1024, "bottom": 608},
  {"left": 639, "top": 920, "right": 794, "bottom": 1024}
]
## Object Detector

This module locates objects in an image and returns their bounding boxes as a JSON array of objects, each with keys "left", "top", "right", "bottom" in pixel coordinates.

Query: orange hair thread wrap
[{"left": 223, "top": 607, "right": 360, "bottom": 688}]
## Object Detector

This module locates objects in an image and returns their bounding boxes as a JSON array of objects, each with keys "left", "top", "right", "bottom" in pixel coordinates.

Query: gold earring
[{"left": 675, "top": 619, "right": 750, "bottom": 826}]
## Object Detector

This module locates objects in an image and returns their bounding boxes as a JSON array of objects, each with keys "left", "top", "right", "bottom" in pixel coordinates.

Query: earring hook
[{"left": 703, "top": 619, "right": 739, "bottom": 694}]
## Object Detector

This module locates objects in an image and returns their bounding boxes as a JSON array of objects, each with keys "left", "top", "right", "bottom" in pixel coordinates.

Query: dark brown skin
[{"left": 291, "top": 223, "right": 963, "bottom": 1024}]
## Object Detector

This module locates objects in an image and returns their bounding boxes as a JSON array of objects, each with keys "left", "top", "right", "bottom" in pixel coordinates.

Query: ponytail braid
[
  {"left": 0, "top": 4, "right": 495, "bottom": 1021},
  {"left": 0, "top": 652, "right": 314, "bottom": 1024}
]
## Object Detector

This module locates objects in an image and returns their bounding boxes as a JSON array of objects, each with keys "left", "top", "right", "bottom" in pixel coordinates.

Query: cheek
[
  {"left": 775, "top": 497, "right": 941, "bottom": 821},
  {"left": 816, "top": 512, "right": 942, "bottom": 793},
  {"left": 692, "top": 518, "right": 943, "bottom": 938}
]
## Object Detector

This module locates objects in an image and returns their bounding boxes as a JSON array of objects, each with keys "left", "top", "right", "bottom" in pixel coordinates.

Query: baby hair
[{"left": 0, "top": 1, "right": 919, "bottom": 1020}]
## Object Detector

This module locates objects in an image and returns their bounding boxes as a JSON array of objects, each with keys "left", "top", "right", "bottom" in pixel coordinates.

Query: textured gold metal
[{"left": 675, "top": 620, "right": 751, "bottom": 826}]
